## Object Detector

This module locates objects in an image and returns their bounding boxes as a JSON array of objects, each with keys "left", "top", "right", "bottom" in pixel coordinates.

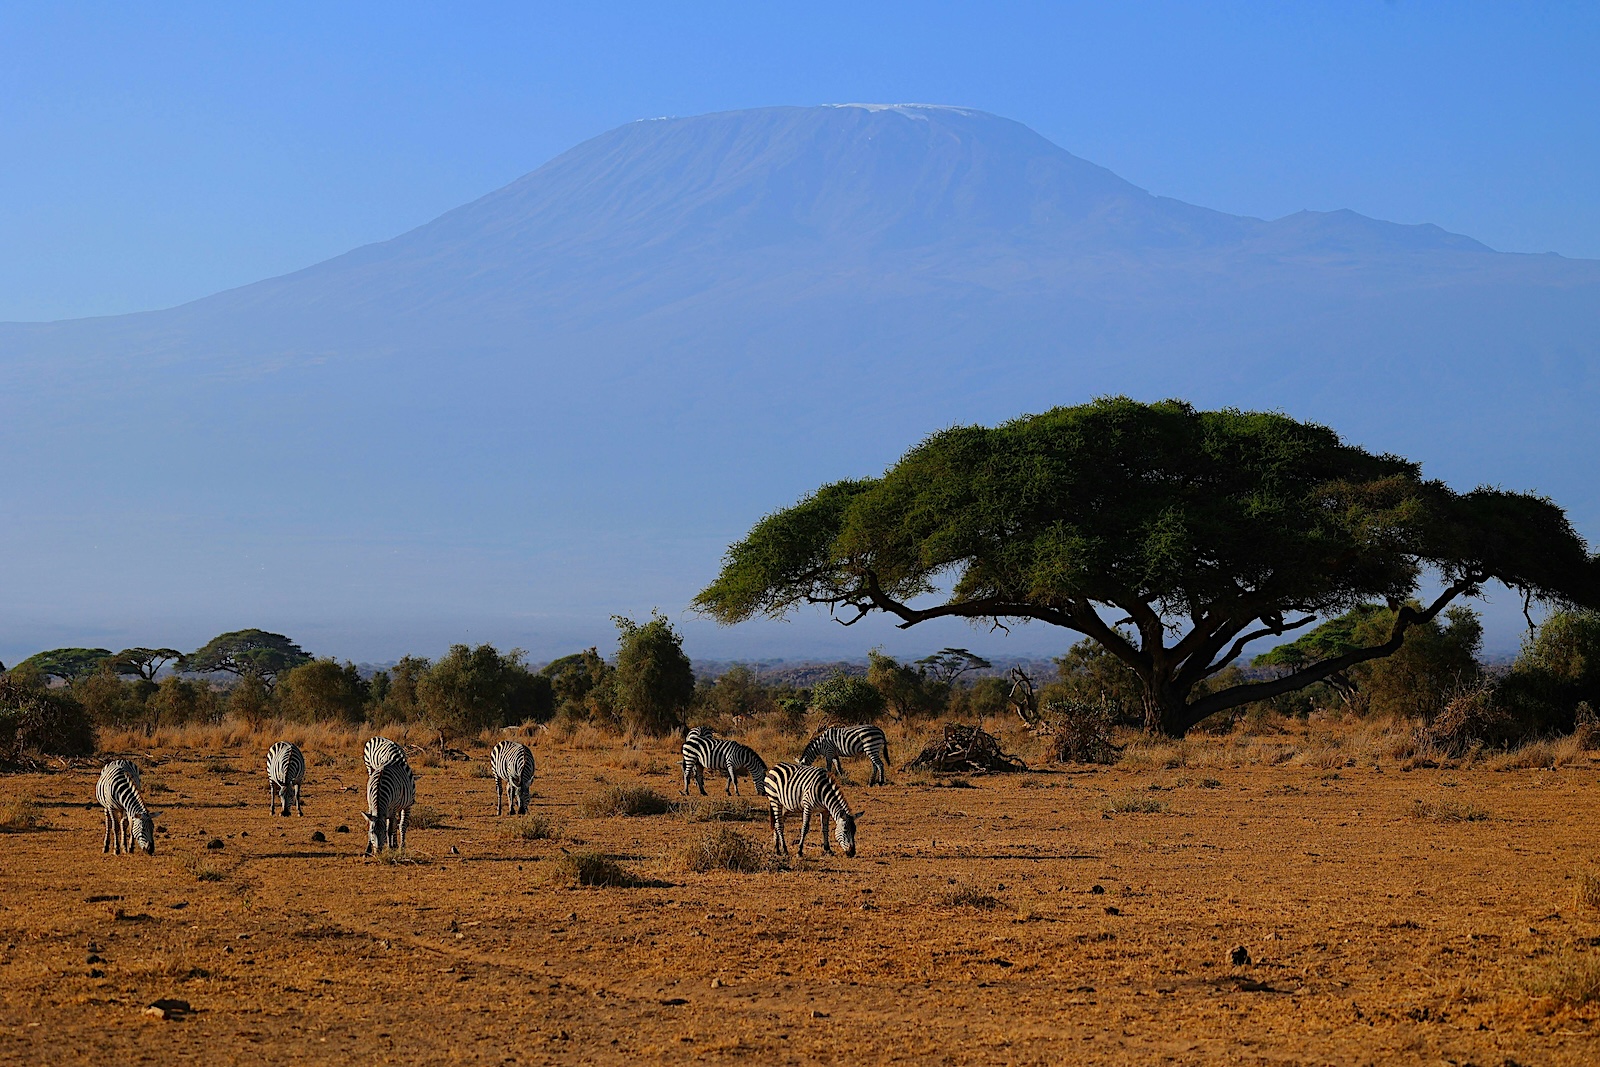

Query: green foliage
[
  {"left": 276, "top": 659, "right": 369, "bottom": 724},
  {"left": 1491, "top": 609, "right": 1600, "bottom": 738},
  {"left": 225, "top": 674, "right": 274, "bottom": 725},
  {"left": 12, "top": 648, "right": 113, "bottom": 683},
  {"left": 187, "top": 630, "right": 311, "bottom": 687},
  {"left": 810, "top": 671, "right": 886, "bottom": 724},
  {"left": 1048, "top": 636, "right": 1146, "bottom": 721},
  {"left": 540, "top": 648, "right": 614, "bottom": 725},
  {"left": 693, "top": 664, "right": 771, "bottom": 723},
  {"left": 611, "top": 613, "right": 694, "bottom": 737},
  {"left": 148, "top": 676, "right": 223, "bottom": 727},
  {"left": 368, "top": 655, "right": 431, "bottom": 725},
  {"left": 1256, "top": 603, "right": 1483, "bottom": 720},
  {"left": 71, "top": 667, "right": 154, "bottom": 728},
  {"left": 946, "top": 676, "right": 1010, "bottom": 722},
  {"left": 866, "top": 651, "right": 947, "bottom": 720},
  {"left": 416, "top": 644, "right": 546, "bottom": 737},
  {"left": 915, "top": 648, "right": 992, "bottom": 684},
  {"left": 0, "top": 679, "right": 97, "bottom": 759},
  {"left": 696, "top": 398, "right": 1597, "bottom": 736}
]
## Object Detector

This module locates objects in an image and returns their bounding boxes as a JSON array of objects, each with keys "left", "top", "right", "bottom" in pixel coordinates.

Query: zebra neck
[
  {"left": 121, "top": 789, "right": 149, "bottom": 817},
  {"left": 818, "top": 784, "right": 850, "bottom": 822}
]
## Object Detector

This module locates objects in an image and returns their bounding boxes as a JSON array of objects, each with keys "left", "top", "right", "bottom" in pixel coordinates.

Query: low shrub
[
  {"left": 684, "top": 797, "right": 760, "bottom": 823},
  {"left": 0, "top": 680, "right": 97, "bottom": 759},
  {"left": 1575, "top": 871, "right": 1600, "bottom": 912},
  {"left": 1103, "top": 791, "right": 1168, "bottom": 814},
  {"left": 501, "top": 815, "right": 561, "bottom": 841},
  {"left": 680, "top": 826, "right": 774, "bottom": 873},
  {"left": 578, "top": 784, "right": 676, "bottom": 818},
  {"left": 937, "top": 885, "right": 1001, "bottom": 909},
  {"left": 408, "top": 805, "right": 446, "bottom": 830},
  {"left": 1044, "top": 699, "right": 1119, "bottom": 764},
  {"left": 549, "top": 851, "right": 639, "bottom": 887},
  {"left": 1408, "top": 797, "right": 1488, "bottom": 823},
  {"left": 1527, "top": 951, "right": 1600, "bottom": 1005},
  {"left": 0, "top": 796, "right": 45, "bottom": 832}
]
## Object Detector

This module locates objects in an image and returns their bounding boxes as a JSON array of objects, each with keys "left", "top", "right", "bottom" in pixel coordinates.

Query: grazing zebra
[
  {"left": 265, "top": 741, "right": 305, "bottom": 817},
  {"left": 679, "top": 726, "right": 716, "bottom": 795},
  {"left": 363, "top": 735, "right": 407, "bottom": 775},
  {"left": 763, "top": 762, "right": 861, "bottom": 858},
  {"left": 96, "top": 759, "right": 157, "bottom": 856},
  {"left": 362, "top": 759, "right": 416, "bottom": 855},
  {"left": 490, "top": 739, "right": 536, "bottom": 816},
  {"left": 801, "top": 724, "right": 891, "bottom": 785},
  {"left": 690, "top": 738, "right": 769, "bottom": 797}
]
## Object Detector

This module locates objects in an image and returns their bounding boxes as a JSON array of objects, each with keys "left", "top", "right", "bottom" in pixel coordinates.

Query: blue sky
[{"left": 1, "top": 2, "right": 1596, "bottom": 322}]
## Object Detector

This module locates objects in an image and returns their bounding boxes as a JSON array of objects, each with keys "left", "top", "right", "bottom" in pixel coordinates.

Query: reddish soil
[{"left": 2, "top": 738, "right": 1599, "bottom": 1064}]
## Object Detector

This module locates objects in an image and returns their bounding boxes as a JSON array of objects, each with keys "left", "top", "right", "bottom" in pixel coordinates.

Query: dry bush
[
  {"left": 1527, "top": 951, "right": 1600, "bottom": 1005},
  {"left": 1485, "top": 733, "right": 1591, "bottom": 771},
  {"left": 501, "top": 815, "right": 561, "bottom": 841},
  {"left": 1041, "top": 700, "right": 1118, "bottom": 764},
  {"left": 408, "top": 805, "right": 446, "bottom": 830},
  {"left": 1103, "top": 791, "right": 1168, "bottom": 814},
  {"left": 684, "top": 797, "right": 761, "bottom": 822},
  {"left": 578, "top": 784, "right": 676, "bottom": 818},
  {"left": 549, "top": 851, "right": 640, "bottom": 887},
  {"left": 937, "top": 884, "right": 1001, "bottom": 909},
  {"left": 680, "top": 826, "right": 775, "bottom": 873},
  {"left": 1575, "top": 871, "right": 1600, "bottom": 911},
  {"left": 0, "top": 796, "right": 45, "bottom": 832},
  {"left": 1408, "top": 797, "right": 1488, "bottom": 823},
  {"left": 180, "top": 855, "right": 229, "bottom": 882}
]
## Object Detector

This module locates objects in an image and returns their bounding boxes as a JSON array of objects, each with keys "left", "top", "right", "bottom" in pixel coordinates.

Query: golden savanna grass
[{"left": 4, "top": 712, "right": 1600, "bottom": 1064}]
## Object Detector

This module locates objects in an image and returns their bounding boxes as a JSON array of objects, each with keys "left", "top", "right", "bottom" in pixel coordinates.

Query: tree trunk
[{"left": 1140, "top": 681, "right": 1192, "bottom": 738}]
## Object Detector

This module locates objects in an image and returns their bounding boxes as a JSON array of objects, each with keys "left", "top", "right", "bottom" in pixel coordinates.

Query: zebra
[
  {"left": 800, "top": 724, "right": 891, "bottom": 785},
  {"left": 363, "top": 735, "right": 407, "bottom": 775},
  {"left": 679, "top": 725, "right": 716, "bottom": 795},
  {"left": 490, "top": 739, "right": 536, "bottom": 815},
  {"left": 763, "top": 762, "right": 861, "bottom": 858},
  {"left": 362, "top": 758, "right": 416, "bottom": 855},
  {"left": 688, "top": 737, "right": 769, "bottom": 797},
  {"left": 265, "top": 741, "right": 306, "bottom": 817},
  {"left": 96, "top": 760, "right": 157, "bottom": 856}
]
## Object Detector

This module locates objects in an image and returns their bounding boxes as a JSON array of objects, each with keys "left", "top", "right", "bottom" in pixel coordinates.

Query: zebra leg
[
  {"left": 797, "top": 804, "right": 812, "bottom": 857},
  {"left": 770, "top": 805, "right": 786, "bottom": 855},
  {"left": 725, "top": 765, "right": 737, "bottom": 796},
  {"left": 397, "top": 808, "right": 408, "bottom": 852},
  {"left": 820, "top": 807, "right": 834, "bottom": 854},
  {"left": 102, "top": 808, "right": 113, "bottom": 853},
  {"left": 681, "top": 761, "right": 691, "bottom": 796},
  {"left": 496, "top": 778, "right": 505, "bottom": 817},
  {"left": 295, "top": 781, "right": 304, "bottom": 816},
  {"left": 872, "top": 755, "right": 885, "bottom": 786},
  {"left": 695, "top": 764, "right": 707, "bottom": 797},
  {"left": 114, "top": 811, "right": 126, "bottom": 855}
]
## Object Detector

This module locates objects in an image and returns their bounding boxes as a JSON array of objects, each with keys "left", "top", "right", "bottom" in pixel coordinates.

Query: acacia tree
[
  {"left": 695, "top": 398, "right": 1597, "bottom": 737},
  {"left": 12, "top": 648, "right": 114, "bottom": 684},
  {"left": 187, "top": 630, "right": 311, "bottom": 690},
  {"left": 107, "top": 648, "right": 186, "bottom": 682}
]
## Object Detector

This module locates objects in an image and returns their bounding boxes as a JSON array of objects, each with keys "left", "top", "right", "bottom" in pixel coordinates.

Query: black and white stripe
[
  {"left": 266, "top": 741, "right": 305, "bottom": 817},
  {"left": 96, "top": 759, "right": 157, "bottom": 856},
  {"left": 680, "top": 726, "right": 717, "bottom": 795},
  {"left": 763, "top": 762, "right": 861, "bottom": 857},
  {"left": 363, "top": 735, "right": 407, "bottom": 775},
  {"left": 801, "top": 724, "right": 891, "bottom": 785},
  {"left": 490, "top": 739, "right": 535, "bottom": 815},
  {"left": 693, "top": 738, "right": 768, "bottom": 797},
  {"left": 363, "top": 759, "right": 416, "bottom": 855}
]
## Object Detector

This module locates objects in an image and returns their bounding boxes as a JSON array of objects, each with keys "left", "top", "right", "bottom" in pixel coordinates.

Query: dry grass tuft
[
  {"left": 0, "top": 796, "right": 45, "bottom": 832},
  {"left": 1408, "top": 798, "right": 1488, "bottom": 823},
  {"left": 684, "top": 797, "right": 761, "bottom": 822},
  {"left": 408, "top": 805, "right": 446, "bottom": 830},
  {"left": 680, "top": 826, "right": 777, "bottom": 873},
  {"left": 180, "top": 856, "right": 229, "bottom": 882},
  {"left": 578, "top": 784, "right": 676, "bottom": 818},
  {"left": 1575, "top": 871, "right": 1600, "bottom": 912},
  {"left": 375, "top": 848, "right": 430, "bottom": 866},
  {"left": 549, "top": 850, "right": 640, "bottom": 887},
  {"left": 1103, "top": 791, "right": 1168, "bottom": 814},
  {"left": 1527, "top": 951, "right": 1600, "bottom": 1005},
  {"left": 937, "top": 884, "right": 1002, "bottom": 909},
  {"left": 500, "top": 815, "right": 561, "bottom": 841}
]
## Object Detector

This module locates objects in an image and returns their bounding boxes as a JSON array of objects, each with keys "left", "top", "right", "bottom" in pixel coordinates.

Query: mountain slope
[{"left": 1, "top": 104, "right": 1596, "bottom": 661}]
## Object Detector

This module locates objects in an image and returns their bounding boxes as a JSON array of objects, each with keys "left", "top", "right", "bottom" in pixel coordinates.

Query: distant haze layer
[{"left": 2, "top": 104, "right": 1595, "bottom": 664}]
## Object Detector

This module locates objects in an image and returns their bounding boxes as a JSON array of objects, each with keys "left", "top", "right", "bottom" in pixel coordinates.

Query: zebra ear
[
  {"left": 852, "top": 810, "right": 866, "bottom": 820},
  {"left": 144, "top": 810, "right": 162, "bottom": 819},
  {"left": 361, "top": 811, "right": 376, "bottom": 824}
]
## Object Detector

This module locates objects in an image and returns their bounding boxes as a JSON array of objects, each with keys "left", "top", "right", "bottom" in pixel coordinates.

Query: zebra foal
[
  {"left": 801, "top": 724, "right": 891, "bottom": 785},
  {"left": 363, "top": 758, "right": 416, "bottom": 855},
  {"left": 490, "top": 739, "right": 536, "bottom": 815},
  {"left": 265, "top": 741, "right": 305, "bottom": 816},
  {"left": 763, "top": 762, "right": 861, "bottom": 858},
  {"left": 96, "top": 759, "right": 158, "bottom": 856}
]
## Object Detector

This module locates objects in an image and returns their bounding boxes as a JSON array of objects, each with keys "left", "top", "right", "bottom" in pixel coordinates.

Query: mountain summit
[{"left": 1, "top": 105, "right": 1595, "bottom": 659}]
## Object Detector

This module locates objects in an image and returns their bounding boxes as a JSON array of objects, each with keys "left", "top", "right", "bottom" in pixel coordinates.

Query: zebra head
[
  {"left": 130, "top": 811, "right": 158, "bottom": 855},
  {"left": 835, "top": 809, "right": 862, "bottom": 858},
  {"left": 361, "top": 811, "right": 385, "bottom": 855}
]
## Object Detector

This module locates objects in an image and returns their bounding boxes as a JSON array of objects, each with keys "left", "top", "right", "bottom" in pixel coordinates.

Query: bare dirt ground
[{"left": 2, "top": 728, "right": 1599, "bottom": 1065}]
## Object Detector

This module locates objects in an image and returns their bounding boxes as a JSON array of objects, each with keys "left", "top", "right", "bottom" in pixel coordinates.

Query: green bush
[
  {"left": 612, "top": 614, "right": 694, "bottom": 737},
  {"left": 276, "top": 659, "right": 368, "bottom": 723},
  {"left": 810, "top": 671, "right": 885, "bottom": 724},
  {"left": 417, "top": 644, "right": 548, "bottom": 737},
  {"left": 0, "top": 680, "right": 96, "bottom": 759}
]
